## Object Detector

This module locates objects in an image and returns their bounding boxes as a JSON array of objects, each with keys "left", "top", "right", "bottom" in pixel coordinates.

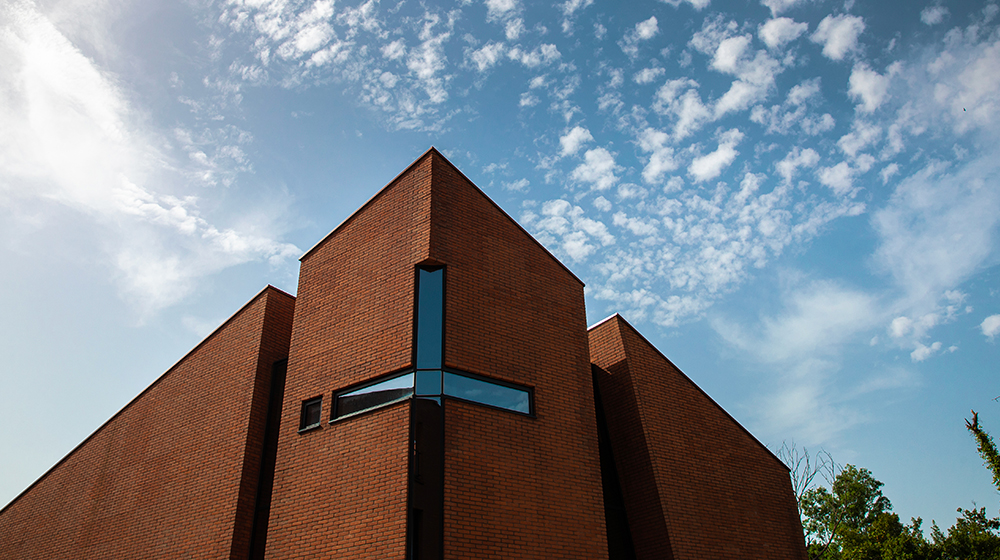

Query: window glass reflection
[
  {"left": 336, "top": 373, "right": 414, "bottom": 418},
  {"left": 443, "top": 372, "right": 531, "bottom": 415},
  {"left": 415, "top": 268, "right": 443, "bottom": 369},
  {"left": 415, "top": 370, "right": 442, "bottom": 396}
]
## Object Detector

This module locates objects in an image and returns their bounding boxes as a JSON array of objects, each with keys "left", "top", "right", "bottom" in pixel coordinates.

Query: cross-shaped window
[{"left": 331, "top": 266, "right": 533, "bottom": 421}]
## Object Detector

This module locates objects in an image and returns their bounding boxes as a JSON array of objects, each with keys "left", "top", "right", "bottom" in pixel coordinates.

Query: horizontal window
[
  {"left": 334, "top": 372, "right": 414, "bottom": 419},
  {"left": 443, "top": 371, "right": 531, "bottom": 415}
]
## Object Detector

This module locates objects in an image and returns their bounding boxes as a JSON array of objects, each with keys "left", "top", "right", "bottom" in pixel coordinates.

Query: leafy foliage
[
  {"left": 799, "top": 463, "right": 1000, "bottom": 560},
  {"left": 967, "top": 410, "right": 1000, "bottom": 493}
]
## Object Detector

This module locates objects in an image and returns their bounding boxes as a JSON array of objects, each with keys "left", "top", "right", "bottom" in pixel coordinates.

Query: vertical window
[
  {"left": 299, "top": 397, "right": 322, "bottom": 432},
  {"left": 414, "top": 267, "right": 444, "bottom": 399}
]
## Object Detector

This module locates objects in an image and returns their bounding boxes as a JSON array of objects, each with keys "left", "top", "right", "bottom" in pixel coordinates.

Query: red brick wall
[
  {"left": 0, "top": 286, "right": 294, "bottom": 559},
  {"left": 429, "top": 154, "right": 609, "bottom": 559},
  {"left": 264, "top": 152, "right": 435, "bottom": 558},
  {"left": 589, "top": 315, "right": 808, "bottom": 560}
]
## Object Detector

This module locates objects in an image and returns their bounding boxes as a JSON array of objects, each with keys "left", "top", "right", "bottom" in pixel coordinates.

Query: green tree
[
  {"left": 931, "top": 507, "right": 1000, "bottom": 560},
  {"left": 800, "top": 465, "right": 935, "bottom": 560},
  {"left": 801, "top": 464, "right": 892, "bottom": 559},
  {"left": 966, "top": 410, "right": 1000, "bottom": 493}
]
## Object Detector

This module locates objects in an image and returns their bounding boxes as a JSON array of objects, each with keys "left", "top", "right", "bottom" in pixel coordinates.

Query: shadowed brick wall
[
  {"left": 589, "top": 314, "right": 808, "bottom": 560},
  {"left": 429, "top": 154, "right": 609, "bottom": 559},
  {"left": 0, "top": 286, "right": 294, "bottom": 559},
  {"left": 264, "top": 152, "right": 435, "bottom": 558}
]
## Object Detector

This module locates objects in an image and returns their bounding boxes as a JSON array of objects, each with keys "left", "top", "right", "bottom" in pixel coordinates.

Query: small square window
[{"left": 299, "top": 397, "right": 322, "bottom": 432}]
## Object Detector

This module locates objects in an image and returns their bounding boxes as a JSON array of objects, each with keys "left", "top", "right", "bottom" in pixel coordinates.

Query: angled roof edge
[
  {"left": 588, "top": 312, "right": 622, "bottom": 331},
  {"left": 0, "top": 285, "right": 294, "bottom": 516},
  {"left": 299, "top": 147, "right": 437, "bottom": 262},
  {"left": 299, "top": 147, "right": 584, "bottom": 286},
  {"left": 589, "top": 313, "right": 790, "bottom": 473},
  {"left": 428, "top": 147, "right": 585, "bottom": 287}
]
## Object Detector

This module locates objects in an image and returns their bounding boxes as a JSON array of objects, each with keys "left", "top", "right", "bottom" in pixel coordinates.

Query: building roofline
[
  {"left": 0, "top": 285, "right": 295, "bottom": 516},
  {"left": 299, "top": 147, "right": 438, "bottom": 262},
  {"left": 430, "top": 147, "right": 584, "bottom": 286},
  {"left": 588, "top": 313, "right": 791, "bottom": 473},
  {"left": 299, "top": 147, "right": 584, "bottom": 287}
]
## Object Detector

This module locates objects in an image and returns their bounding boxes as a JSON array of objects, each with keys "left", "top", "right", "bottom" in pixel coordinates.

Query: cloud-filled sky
[{"left": 2, "top": 0, "right": 999, "bottom": 528}]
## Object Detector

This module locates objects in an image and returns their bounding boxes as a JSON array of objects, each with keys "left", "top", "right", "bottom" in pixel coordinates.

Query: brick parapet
[
  {"left": 0, "top": 286, "right": 294, "bottom": 559},
  {"left": 266, "top": 152, "right": 436, "bottom": 557},
  {"left": 589, "top": 315, "right": 808, "bottom": 560},
  {"left": 429, "top": 153, "right": 608, "bottom": 559}
]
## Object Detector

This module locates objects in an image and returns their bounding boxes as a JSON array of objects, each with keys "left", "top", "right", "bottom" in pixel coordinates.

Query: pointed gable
[{"left": 589, "top": 314, "right": 808, "bottom": 560}]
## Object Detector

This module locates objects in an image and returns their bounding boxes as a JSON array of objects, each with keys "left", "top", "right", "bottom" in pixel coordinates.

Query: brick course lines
[
  {"left": 265, "top": 152, "right": 436, "bottom": 557},
  {"left": 0, "top": 286, "right": 295, "bottom": 559},
  {"left": 589, "top": 314, "right": 808, "bottom": 560},
  {"left": 428, "top": 153, "right": 609, "bottom": 559}
]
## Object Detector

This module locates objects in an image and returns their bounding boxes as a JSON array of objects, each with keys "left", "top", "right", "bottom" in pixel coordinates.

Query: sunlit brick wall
[
  {"left": 0, "top": 287, "right": 294, "bottom": 559},
  {"left": 264, "top": 153, "right": 436, "bottom": 558},
  {"left": 590, "top": 315, "right": 808, "bottom": 560},
  {"left": 429, "top": 154, "right": 609, "bottom": 560}
]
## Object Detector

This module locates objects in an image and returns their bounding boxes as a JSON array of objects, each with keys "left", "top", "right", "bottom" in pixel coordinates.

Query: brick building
[{"left": 0, "top": 148, "right": 807, "bottom": 559}]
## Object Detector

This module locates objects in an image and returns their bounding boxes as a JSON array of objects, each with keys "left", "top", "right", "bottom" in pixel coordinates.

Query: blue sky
[{"left": 2, "top": 0, "right": 999, "bottom": 531}]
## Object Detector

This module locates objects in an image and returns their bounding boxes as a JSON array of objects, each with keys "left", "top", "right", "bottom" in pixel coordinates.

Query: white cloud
[
  {"left": 637, "top": 128, "right": 679, "bottom": 184},
  {"left": 689, "top": 129, "right": 744, "bottom": 182},
  {"left": 751, "top": 78, "right": 835, "bottom": 135},
  {"left": 561, "top": 0, "right": 593, "bottom": 16},
  {"left": 761, "top": 0, "right": 805, "bottom": 16},
  {"left": 712, "top": 35, "right": 752, "bottom": 73},
  {"left": 712, "top": 279, "right": 881, "bottom": 444},
  {"left": 505, "top": 18, "right": 525, "bottom": 40},
  {"left": 507, "top": 44, "right": 561, "bottom": 67},
  {"left": 523, "top": 199, "right": 614, "bottom": 261},
  {"left": 559, "top": 126, "right": 593, "bottom": 156},
  {"left": 468, "top": 41, "right": 505, "bottom": 72},
  {"left": 920, "top": 5, "right": 949, "bottom": 25},
  {"left": 849, "top": 62, "right": 896, "bottom": 113},
  {"left": 406, "top": 22, "right": 451, "bottom": 104},
  {"left": 0, "top": 0, "right": 299, "bottom": 315},
  {"left": 570, "top": 147, "right": 620, "bottom": 190},
  {"left": 881, "top": 163, "right": 899, "bottom": 184},
  {"left": 720, "top": 281, "right": 879, "bottom": 362},
  {"left": 502, "top": 178, "right": 529, "bottom": 191},
  {"left": 593, "top": 196, "right": 612, "bottom": 211},
  {"left": 654, "top": 78, "right": 710, "bottom": 140},
  {"left": 485, "top": 0, "right": 519, "bottom": 21},
  {"left": 635, "top": 16, "right": 659, "bottom": 40},
  {"left": 382, "top": 39, "right": 406, "bottom": 60},
  {"left": 811, "top": 14, "right": 865, "bottom": 61},
  {"left": 775, "top": 146, "right": 820, "bottom": 184},
  {"left": 910, "top": 341, "right": 942, "bottom": 362},
  {"left": 617, "top": 183, "right": 648, "bottom": 200},
  {"left": 759, "top": 17, "right": 808, "bottom": 49},
  {"left": 817, "top": 162, "right": 856, "bottom": 196},
  {"left": 634, "top": 67, "right": 666, "bottom": 84},
  {"left": 713, "top": 51, "right": 783, "bottom": 117},
  {"left": 837, "top": 120, "right": 881, "bottom": 157},
  {"left": 660, "top": 0, "right": 711, "bottom": 9},
  {"left": 873, "top": 155, "right": 1000, "bottom": 307},
  {"left": 620, "top": 16, "right": 658, "bottom": 58},
  {"left": 982, "top": 314, "right": 1000, "bottom": 340}
]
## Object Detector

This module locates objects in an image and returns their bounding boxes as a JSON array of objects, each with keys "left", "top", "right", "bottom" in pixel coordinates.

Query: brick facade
[
  {"left": 590, "top": 314, "right": 808, "bottom": 560},
  {"left": 427, "top": 155, "right": 608, "bottom": 559},
  {"left": 0, "top": 148, "right": 807, "bottom": 560},
  {"left": 262, "top": 142, "right": 434, "bottom": 560},
  {"left": 0, "top": 286, "right": 293, "bottom": 559}
]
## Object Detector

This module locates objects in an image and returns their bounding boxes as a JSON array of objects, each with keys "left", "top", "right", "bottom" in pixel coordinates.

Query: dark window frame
[
  {"left": 442, "top": 368, "right": 536, "bottom": 418},
  {"left": 298, "top": 396, "right": 323, "bottom": 433},
  {"left": 330, "top": 368, "right": 414, "bottom": 422}
]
